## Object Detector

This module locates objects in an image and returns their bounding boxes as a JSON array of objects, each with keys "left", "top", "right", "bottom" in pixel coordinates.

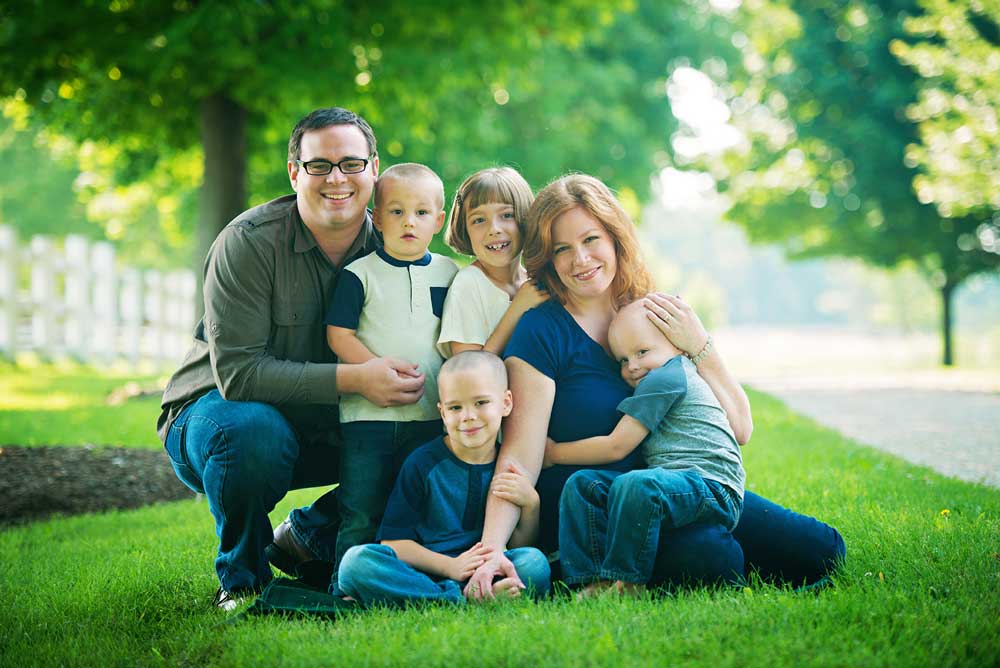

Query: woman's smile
[
  {"left": 551, "top": 207, "right": 617, "bottom": 301},
  {"left": 573, "top": 266, "right": 602, "bottom": 281}
]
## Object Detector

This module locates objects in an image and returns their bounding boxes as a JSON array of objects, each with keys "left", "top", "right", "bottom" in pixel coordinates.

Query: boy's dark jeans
[{"left": 331, "top": 419, "right": 443, "bottom": 589}]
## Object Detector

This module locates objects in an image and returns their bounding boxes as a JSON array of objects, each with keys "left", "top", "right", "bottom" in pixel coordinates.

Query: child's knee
[
  {"left": 511, "top": 548, "right": 551, "bottom": 594},
  {"left": 609, "top": 469, "right": 658, "bottom": 502},
  {"left": 339, "top": 544, "right": 389, "bottom": 587},
  {"left": 560, "top": 471, "right": 607, "bottom": 509}
]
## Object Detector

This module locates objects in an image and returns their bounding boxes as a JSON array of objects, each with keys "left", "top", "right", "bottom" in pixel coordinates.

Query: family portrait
[
  {"left": 2, "top": 1, "right": 998, "bottom": 667},
  {"left": 159, "top": 106, "right": 844, "bottom": 611}
]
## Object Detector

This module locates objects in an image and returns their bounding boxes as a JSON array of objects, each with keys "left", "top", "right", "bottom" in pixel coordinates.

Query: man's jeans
[
  {"left": 164, "top": 390, "right": 342, "bottom": 592},
  {"left": 334, "top": 420, "right": 442, "bottom": 583},
  {"left": 559, "top": 468, "right": 742, "bottom": 585},
  {"left": 338, "top": 544, "right": 551, "bottom": 605}
]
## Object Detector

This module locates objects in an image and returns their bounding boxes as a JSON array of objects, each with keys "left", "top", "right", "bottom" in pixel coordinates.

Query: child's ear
[
  {"left": 372, "top": 208, "right": 383, "bottom": 232},
  {"left": 437, "top": 402, "right": 444, "bottom": 420},
  {"left": 502, "top": 389, "right": 513, "bottom": 417},
  {"left": 434, "top": 209, "right": 445, "bottom": 233}
]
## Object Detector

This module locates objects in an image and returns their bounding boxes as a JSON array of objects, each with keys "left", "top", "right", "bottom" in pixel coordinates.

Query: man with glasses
[{"left": 158, "top": 107, "right": 425, "bottom": 610}]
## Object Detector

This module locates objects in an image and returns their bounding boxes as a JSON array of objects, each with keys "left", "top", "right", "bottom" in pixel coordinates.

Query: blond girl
[{"left": 437, "top": 167, "right": 547, "bottom": 357}]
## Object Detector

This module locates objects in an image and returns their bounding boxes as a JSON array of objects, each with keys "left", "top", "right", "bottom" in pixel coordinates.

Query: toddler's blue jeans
[{"left": 559, "top": 468, "right": 742, "bottom": 585}]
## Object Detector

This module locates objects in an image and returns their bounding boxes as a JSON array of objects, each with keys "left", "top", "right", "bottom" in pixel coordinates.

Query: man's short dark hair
[{"left": 287, "top": 107, "right": 377, "bottom": 162}]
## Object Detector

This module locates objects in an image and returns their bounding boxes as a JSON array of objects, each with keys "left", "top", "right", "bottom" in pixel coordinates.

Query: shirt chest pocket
[
  {"left": 272, "top": 299, "right": 322, "bottom": 327},
  {"left": 430, "top": 286, "right": 448, "bottom": 319}
]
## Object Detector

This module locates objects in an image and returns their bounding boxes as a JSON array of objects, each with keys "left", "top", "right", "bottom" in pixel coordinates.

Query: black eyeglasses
[{"left": 296, "top": 156, "right": 373, "bottom": 175}]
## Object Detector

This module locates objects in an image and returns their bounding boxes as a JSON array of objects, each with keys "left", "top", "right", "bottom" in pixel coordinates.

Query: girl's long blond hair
[
  {"left": 523, "top": 174, "right": 653, "bottom": 307},
  {"left": 444, "top": 167, "right": 534, "bottom": 256}
]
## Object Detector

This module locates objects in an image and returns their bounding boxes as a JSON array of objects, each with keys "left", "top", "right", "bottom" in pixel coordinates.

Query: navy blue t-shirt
[
  {"left": 378, "top": 436, "right": 497, "bottom": 558},
  {"left": 504, "top": 299, "right": 642, "bottom": 552}
]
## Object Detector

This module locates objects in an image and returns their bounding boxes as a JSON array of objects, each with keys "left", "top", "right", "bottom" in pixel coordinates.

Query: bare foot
[
  {"left": 492, "top": 577, "right": 525, "bottom": 599},
  {"left": 610, "top": 580, "right": 646, "bottom": 597},
  {"left": 575, "top": 580, "right": 615, "bottom": 601}
]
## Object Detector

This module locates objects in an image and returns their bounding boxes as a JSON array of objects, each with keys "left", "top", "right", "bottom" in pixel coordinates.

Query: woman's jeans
[
  {"left": 164, "top": 390, "right": 343, "bottom": 593},
  {"left": 339, "top": 544, "right": 551, "bottom": 606},
  {"left": 559, "top": 469, "right": 742, "bottom": 585},
  {"left": 546, "top": 469, "right": 845, "bottom": 589}
]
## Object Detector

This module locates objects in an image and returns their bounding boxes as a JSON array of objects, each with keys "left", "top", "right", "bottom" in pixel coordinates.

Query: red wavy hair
[{"left": 523, "top": 174, "right": 653, "bottom": 308}]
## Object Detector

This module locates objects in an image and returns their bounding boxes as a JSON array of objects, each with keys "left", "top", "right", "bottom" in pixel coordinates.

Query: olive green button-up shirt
[{"left": 157, "top": 194, "right": 380, "bottom": 442}]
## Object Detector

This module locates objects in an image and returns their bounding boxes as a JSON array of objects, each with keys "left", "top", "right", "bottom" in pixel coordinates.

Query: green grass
[
  {"left": 2, "top": 388, "right": 998, "bottom": 667},
  {"left": 0, "top": 360, "right": 163, "bottom": 448}
]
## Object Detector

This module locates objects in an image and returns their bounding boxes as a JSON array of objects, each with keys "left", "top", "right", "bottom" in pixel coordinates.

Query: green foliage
[
  {"left": 0, "top": 111, "right": 92, "bottom": 238},
  {"left": 0, "top": 1, "right": 745, "bottom": 268},
  {"left": 1, "top": 0, "right": 638, "bottom": 268},
  {"left": 700, "top": 0, "right": 999, "bottom": 364},
  {"left": 713, "top": 0, "right": 999, "bottom": 286},
  {"left": 893, "top": 0, "right": 1000, "bottom": 221},
  {"left": 2, "top": 390, "right": 999, "bottom": 667}
]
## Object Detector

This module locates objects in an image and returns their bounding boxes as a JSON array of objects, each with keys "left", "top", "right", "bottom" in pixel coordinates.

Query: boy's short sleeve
[
  {"left": 617, "top": 358, "right": 687, "bottom": 432},
  {"left": 324, "top": 269, "right": 364, "bottom": 329},
  {"left": 503, "top": 305, "right": 561, "bottom": 380},
  {"left": 376, "top": 455, "right": 425, "bottom": 543}
]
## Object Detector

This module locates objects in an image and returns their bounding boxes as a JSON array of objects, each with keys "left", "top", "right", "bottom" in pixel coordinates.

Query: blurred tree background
[{"left": 0, "top": 0, "right": 997, "bottom": 365}]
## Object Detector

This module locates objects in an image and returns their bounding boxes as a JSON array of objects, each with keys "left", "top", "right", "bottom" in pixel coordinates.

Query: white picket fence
[{"left": 0, "top": 225, "right": 196, "bottom": 366}]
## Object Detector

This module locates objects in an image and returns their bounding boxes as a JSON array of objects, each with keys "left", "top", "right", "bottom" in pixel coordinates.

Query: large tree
[
  {"left": 710, "top": 0, "right": 999, "bottom": 365},
  {"left": 0, "top": 1, "right": 617, "bottom": 281}
]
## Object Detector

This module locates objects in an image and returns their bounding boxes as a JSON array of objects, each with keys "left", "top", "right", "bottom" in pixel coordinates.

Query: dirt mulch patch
[{"left": 0, "top": 445, "right": 196, "bottom": 527}]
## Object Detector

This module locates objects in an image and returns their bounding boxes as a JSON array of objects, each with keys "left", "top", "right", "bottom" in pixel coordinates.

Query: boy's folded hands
[{"left": 447, "top": 542, "right": 492, "bottom": 582}]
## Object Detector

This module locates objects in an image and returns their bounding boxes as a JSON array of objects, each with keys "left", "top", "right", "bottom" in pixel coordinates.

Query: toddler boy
[
  {"left": 338, "top": 351, "right": 551, "bottom": 605},
  {"left": 546, "top": 299, "right": 745, "bottom": 594},
  {"left": 325, "top": 163, "right": 459, "bottom": 583}
]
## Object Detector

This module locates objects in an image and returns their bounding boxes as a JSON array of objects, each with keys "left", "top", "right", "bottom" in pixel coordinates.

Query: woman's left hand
[{"left": 643, "top": 293, "right": 708, "bottom": 357}]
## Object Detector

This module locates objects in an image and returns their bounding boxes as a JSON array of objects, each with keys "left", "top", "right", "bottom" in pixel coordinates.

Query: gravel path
[{"left": 748, "top": 377, "right": 1000, "bottom": 488}]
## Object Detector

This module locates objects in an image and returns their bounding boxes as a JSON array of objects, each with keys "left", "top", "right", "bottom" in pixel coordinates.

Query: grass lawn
[
  {"left": 0, "top": 360, "right": 163, "bottom": 449},
  {"left": 1, "top": 384, "right": 998, "bottom": 667}
]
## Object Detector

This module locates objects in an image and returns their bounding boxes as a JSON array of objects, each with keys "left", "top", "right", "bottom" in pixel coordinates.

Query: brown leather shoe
[{"left": 266, "top": 518, "right": 317, "bottom": 577}]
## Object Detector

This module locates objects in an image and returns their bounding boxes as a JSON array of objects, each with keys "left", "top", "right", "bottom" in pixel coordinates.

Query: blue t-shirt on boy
[{"left": 378, "top": 436, "right": 497, "bottom": 558}]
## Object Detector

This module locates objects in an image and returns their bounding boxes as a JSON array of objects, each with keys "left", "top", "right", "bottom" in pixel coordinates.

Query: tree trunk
[
  {"left": 940, "top": 280, "right": 956, "bottom": 367},
  {"left": 196, "top": 93, "right": 247, "bottom": 319}
]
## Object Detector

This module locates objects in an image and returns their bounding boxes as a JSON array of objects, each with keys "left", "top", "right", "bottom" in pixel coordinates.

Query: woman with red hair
[{"left": 464, "top": 174, "right": 844, "bottom": 598}]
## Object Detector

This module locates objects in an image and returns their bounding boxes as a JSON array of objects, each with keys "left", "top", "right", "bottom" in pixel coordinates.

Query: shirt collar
[
  {"left": 291, "top": 207, "right": 380, "bottom": 261},
  {"left": 376, "top": 247, "right": 432, "bottom": 267}
]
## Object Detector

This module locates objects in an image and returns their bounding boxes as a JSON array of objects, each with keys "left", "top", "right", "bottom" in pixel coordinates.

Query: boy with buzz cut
[
  {"left": 337, "top": 351, "right": 551, "bottom": 605},
  {"left": 324, "top": 163, "right": 459, "bottom": 587},
  {"left": 546, "top": 299, "right": 745, "bottom": 596}
]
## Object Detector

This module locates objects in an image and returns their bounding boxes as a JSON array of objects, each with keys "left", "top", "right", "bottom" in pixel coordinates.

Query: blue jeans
[
  {"left": 545, "top": 471, "right": 845, "bottom": 589},
  {"left": 559, "top": 469, "right": 741, "bottom": 585},
  {"left": 338, "top": 544, "right": 551, "bottom": 606},
  {"left": 164, "top": 390, "right": 342, "bottom": 592},
  {"left": 333, "top": 420, "right": 442, "bottom": 580}
]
